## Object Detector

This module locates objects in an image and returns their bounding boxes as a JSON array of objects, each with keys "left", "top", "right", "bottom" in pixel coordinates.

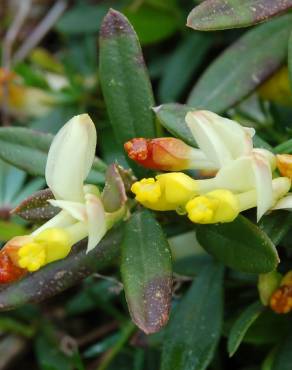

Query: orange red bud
[
  {"left": 0, "top": 248, "right": 27, "bottom": 283},
  {"left": 0, "top": 236, "right": 30, "bottom": 284},
  {"left": 270, "top": 272, "right": 292, "bottom": 314},
  {"left": 276, "top": 154, "right": 292, "bottom": 180},
  {"left": 270, "top": 285, "right": 292, "bottom": 314},
  {"left": 124, "top": 137, "right": 191, "bottom": 171}
]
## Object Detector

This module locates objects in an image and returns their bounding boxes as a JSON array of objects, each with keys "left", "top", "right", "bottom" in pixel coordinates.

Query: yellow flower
[
  {"left": 186, "top": 189, "right": 239, "bottom": 224},
  {"left": 18, "top": 228, "right": 71, "bottom": 272},
  {"left": 185, "top": 177, "right": 291, "bottom": 225},
  {"left": 131, "top": 173, "right": 198, "bottom": 211}
]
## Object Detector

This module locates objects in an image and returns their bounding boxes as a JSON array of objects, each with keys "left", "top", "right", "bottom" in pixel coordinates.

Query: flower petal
[
  {"left": 273, "top": 194, "right": 292, "bottom": 210},
  {"left": 48, "top": 199, "right": 87, "bottom": 221},
  {"left": 186, "top": 110, "right": 253, "bottom": 167},
  {"left": 252, "top": 153, "right": 273, "bottom": 221},
  {"left": 214, "top": 157, "right": 255, "bottom": 192},
  {"left": 32, "top": 210, "right": 75, "bottom": 236},
  {"left": 45, "top": 114, "right": 97, "bottom": 201},
  {"left": 85, "top": 194, "right": 106, "bottom": 253}
]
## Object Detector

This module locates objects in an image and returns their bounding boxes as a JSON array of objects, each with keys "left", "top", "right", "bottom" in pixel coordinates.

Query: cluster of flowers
[
  {"left": 125, "top": 110, "right": 292, "bottom": 225},
  {"left": 2, "top": 108, "right": 292, "bottom": 310},
  {"left": 0, "top": 114, "right": 126, "bottom": 283}
]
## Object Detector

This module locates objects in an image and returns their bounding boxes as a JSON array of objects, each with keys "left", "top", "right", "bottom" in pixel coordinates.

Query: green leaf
[
  {"left": 227, "top": 301, "right": 264, "bottom": 357},
  {"left": 272, "top": 331, "right": 292, "bottom": 370},
  {"left": 253, "top": 134, "right": 274, "bottom": 151},
  {"left": 259, "top": 211, "right": 292, "bottom": 246},
  {"left": 158, "top": 34, "right": 212, "bottom": 102},
  {"left": 196, "top": 215, "right": 279, "bottom": 273},
  {"left": 187, "top": 14, "right": 292, "bottom": 113},
  {"left": 0, "top": 127, "right": 106, "bottom": 183},
  {"left": 35, "top": 324, "right": 74, "bottom": 370},
  {"left": 154, "top": 103, "right": 197, "bottom": 147},
  {"left": 0, "top": 221, "right": 27, "bottom": 242},
  {"left": 244, "top": 310, "right": 289, "bottom": 345},
  {"left": 83, "top": 333, "right": 121, "bottom": 358},
  {"left": 99, "top": 9, "right": 157, "bottom": 173},
  {"left": 161, "top": 261, "right": 224, "bottom": 370},
  {"left": 0, "top": 127, "right": 51, "bottom": 176},
  {"left": 124, "top": 2, "right": 182, "bottom": 45},
  {"left": 121, "top": 210, "right": 172, "bottom": 334},
  {"left": 0, "top": 159, "right": 25, "bottom": 205},
  {"left": 0, "top": 227, "right": 122, "bottom": 311},
  {"left": 0, "top": 316, "right": 34, "bottom": 337},
  {"left": 274, "top": 138, "right": 292, "bottom": 153},
  {"left": 12, "top": 188, "right": 58, "bottom": 223},
  {"left": 262, "top": 349, "right": 277, "bottom": 370},
  {"left": 56, "top": 4, "right": 109, "bottom": 34},
  {"left": 187, "top": 0, "right": 292, "bottom": 31},
  {"left": 288, "top": 31, "right": 292, "bottom": 92}
]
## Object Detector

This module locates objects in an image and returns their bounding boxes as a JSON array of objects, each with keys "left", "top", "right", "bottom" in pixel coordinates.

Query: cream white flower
[
  {"left": 5, "top": 114, "right": 125, "bottom": 273},
  {"left": 185, "top": 110, "right": 281, "bottom": 220}
]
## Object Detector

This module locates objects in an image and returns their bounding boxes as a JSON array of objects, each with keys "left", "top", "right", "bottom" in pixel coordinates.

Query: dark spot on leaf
[
  {"left": 12, "top": 188, "right": 59, "bottom": 222},
  {"left": 130, "top": 275, "right": 172, "bottom": 335},
  {"left": 100, "top": 9, "right": 134, "bottom": 39}
]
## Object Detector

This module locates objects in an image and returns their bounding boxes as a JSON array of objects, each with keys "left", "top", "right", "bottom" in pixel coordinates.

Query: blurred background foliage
[{"left": 0, "top": 0, "right": 292, "bottom": 369}]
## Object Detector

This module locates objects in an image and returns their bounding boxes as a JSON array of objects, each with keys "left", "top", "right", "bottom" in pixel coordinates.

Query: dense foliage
[{"left": 1, "top": 1, "right": 292, "bottom": 369}]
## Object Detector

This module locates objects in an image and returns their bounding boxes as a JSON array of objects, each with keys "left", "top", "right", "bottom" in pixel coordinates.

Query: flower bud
[
  {"left": 270, "top": 271, "right": 292, "bottom": 314},
  {"left": 258, "top": 271, "right": 282, "bottom": 306},
  {"left": 124, "top": 137, "right": 216, "bottom": 171},
  {"left": 276, "top": 154, "right": 292, "bottom": 179}
]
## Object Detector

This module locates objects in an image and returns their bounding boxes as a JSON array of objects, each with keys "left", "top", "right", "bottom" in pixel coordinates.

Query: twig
[
  {"left": 77, "top": 321, "right": 119, "bottom": 348},
  {"left": 92, "top": 273, "right": 124, "bottom": 294},
  {"left": 0, "top": 335, "right": 29, "bottom": 370},
  {"left": 1, "top": 0, "right": 31, "bottom": 125},
  {"left": 2, "top": 0, "right": 32, "bottom": 68},
  {"left": 12, "top": 0, "right": 67, "bottom": 64}
]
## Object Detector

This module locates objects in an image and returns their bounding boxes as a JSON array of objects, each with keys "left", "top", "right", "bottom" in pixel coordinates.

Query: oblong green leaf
[
  {"left": 99, "top": 10, "right": 157, "bottom": 162},
  {"left": 196, "top": 215, "right": 279, "bottom": 273},
  {"left": 158, "top": 34, "right": 212, "bottom": 102},
  {"left": 124, "top": 2, "right": 182, "bottom": 45},
  {"left": 274, "top": 138, "right": 292, "bottom": 154},
  {"left": 272, "top": 331, "right": 292, "bottom": 370},
  {"left": 244, "top": 310, "right": 289, "bottom": 345},
  {"left": 227, "top": 301, "right": 264, "bottom": 357},
  {"left": 56, "top": 4, "right": 108, "bottom": 34},
  {"left": 289, "top": 31, "right": 292, "bottom": 91},
  {"left": 187, "top": 0, "right": 292, "bottom": 31},
  {"left": 188, "top": 14, "right": 292, "bottom": 113},
  {"left": 154, "top": 103, "right": 266, "bottom": 149},
  {"left": 121, "top": 210, "right": 172, "bottom": 334},
  {"left": 259, "top": 211, "right": 292, "bottom": 246},
  {"left": 154, "top": 103, "right": 197, "bottom": 147},
  {"left": 0, "top": 227, "right": 122, "bottom": 311},
  {"left": 0, "top": 127, "right": 106, "bottom": 183},
  {"left": 161, "top": 261, "right": 224, "bottom": 370}
]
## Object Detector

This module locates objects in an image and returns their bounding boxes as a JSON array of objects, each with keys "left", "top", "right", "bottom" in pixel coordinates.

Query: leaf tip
[
  {"left": 152, "top": 105, "right": 162, "bottom": 114},
  {"left": 100, "top": 8, "right": 133, "bottom": 39},
  {"left": 130, "top": 275, "right": 172, "bottom": 335}
]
